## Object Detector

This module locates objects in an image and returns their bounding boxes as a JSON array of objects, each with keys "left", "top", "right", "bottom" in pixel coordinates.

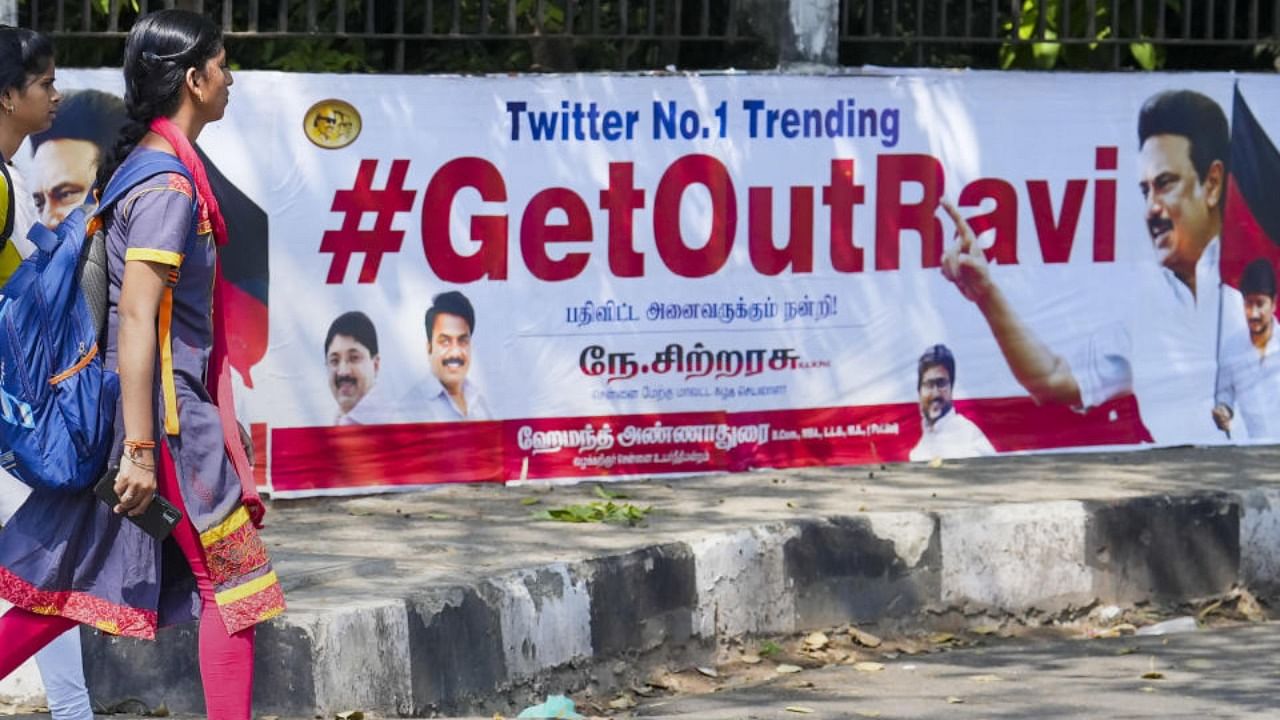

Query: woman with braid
[{"left": 0, "top": 11, "right": 285, "bottom": 719}]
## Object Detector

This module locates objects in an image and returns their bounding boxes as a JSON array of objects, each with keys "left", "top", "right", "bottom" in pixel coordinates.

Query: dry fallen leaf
[
  {"left": 971, "top": 624, "right": 1000, "bottom": 636},
  {"left": 776, "top": 664, "right": 804, "bottom": 674},
  {"left": 804, "top": 632, "right": 831, "bottom": 650},
  {"left": 1141, "top": 671, "right": 1165, "bottom": 680},
  {"left": 784, "top": 706, "right": 815, "bottom": 714},
  {"left": 946, "top": 697, "right": 965, "bottom": 704},
  {"left": 1116, "top": 646, "right": 1138, "bottom": 656},
  {"left": 849, "top": 627, "right": 883, "bottom": 648},
  {"left": 609, "top": 694, "right": 638, "bottom": 710},
  {"left": 741, "top": 654, "right": 762, "bottom": 665},
  {"left": 970, "top": 674, "right": 1001, "bottom": 683},
  {"left": 856, "top": 711, "right": 882, "bottom": 718},
  {"left": 927, "top": 457, "right": 943, "bottom": 468},
  {"left": 336, "top": 713, "right": 365, "bottom": 720},
  {"left": 854, "top": 662, "right": 885, "bottom": 673},
  {"left": 930, "top": 632, "right": 955, "bottom": 645},
  {"left": 696, "top": 666, "right": 719, "bottom": 678},
  {"left": 1140, "top": 686, "right": 1157, "bottom": 693}
]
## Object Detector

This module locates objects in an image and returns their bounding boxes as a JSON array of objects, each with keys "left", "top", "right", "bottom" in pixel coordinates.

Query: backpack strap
[{"left": 96, "top": 152, "right": 197, "bottom": 438}]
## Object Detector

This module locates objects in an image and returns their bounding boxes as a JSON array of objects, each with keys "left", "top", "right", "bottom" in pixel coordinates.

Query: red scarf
[{"left": 149, "top": 116, "right": 265, "bottom": 527}]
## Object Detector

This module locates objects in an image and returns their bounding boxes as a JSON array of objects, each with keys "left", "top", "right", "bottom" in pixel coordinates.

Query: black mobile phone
[{"left": 94, "top": 469, "right": 183, "bottom": 541}]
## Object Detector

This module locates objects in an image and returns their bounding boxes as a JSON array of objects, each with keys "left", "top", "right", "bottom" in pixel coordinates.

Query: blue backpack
[{"left": 0, "top": 154, "right": 192, "bottom": 492}]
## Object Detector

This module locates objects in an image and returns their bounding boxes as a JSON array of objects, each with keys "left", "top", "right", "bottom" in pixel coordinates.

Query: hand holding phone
[{"left": 94, "top": 469, "right": 183, "bottom": 541}]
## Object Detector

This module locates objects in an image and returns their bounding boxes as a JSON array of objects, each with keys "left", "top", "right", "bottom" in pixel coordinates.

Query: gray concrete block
[
  {"left": 940, "top": 501, "right": 1092, "bottom": 611},
  {"left": 299, "top": 600, "right": 413, "bottom": 717},
  {"left": 1086, "top": 493, "right": 1240, "bottom": 603},
  {"left": 690, "top": 525, "right": 799, "bottom": 639},
  {"left": 586, "top": 543, "right": 697, "bottom": 658},
  {"left": 406, "top": 586, "right": 506, "bottom": 715},
  {"left": 784, "top": 515, "right": 940, "bottom": 627},
  {"left": 252, "top": 619, "right": 318, "bottom": 717},
  {"left": 1236, "top": 488, "right": 1280, "bottom": 595},
  {"left": 81, "top": 625, "right": 202, "bottom": 715},
  {"left": 487, "top": 563, "right": 592, "bottom": 680}
]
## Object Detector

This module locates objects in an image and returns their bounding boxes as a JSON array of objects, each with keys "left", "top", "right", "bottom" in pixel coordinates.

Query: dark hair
[
  {"left": 0, "top": 25, "right": 53, "bottom": 100},
  {"left": 425, "top": 290, "right": 476, "bottom": 343},
  {"left": 325, "top": 311, "right": 378, "bottom": 357},
  {"left": 1241, "top": 258, "right": 1277, "bottom": 298},
  {"left": 917, "top": 344, "right": 955, "bottom": 389},
  {"left": 30, "top": 89, "right": 127, "bottom": 161},
  {"left": 1137, "top": 90, "right": 1229, "bottom": 182},
  {"left": 95, "top": 9, "right": 223, "bottom": 191}
]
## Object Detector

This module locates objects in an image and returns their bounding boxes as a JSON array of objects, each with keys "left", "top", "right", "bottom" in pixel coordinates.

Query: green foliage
[
  {"left": 532, "top": 500, "right": 653, "bottom": 526},
  {"left": 267, "top": 40, "right": 369, "bottom": 73},
  {"left": 998, "top": 0, "right": 1182, "bottom": 70},
  {"left": 758, "top": 640, "right": 783, "bottom": 658}
]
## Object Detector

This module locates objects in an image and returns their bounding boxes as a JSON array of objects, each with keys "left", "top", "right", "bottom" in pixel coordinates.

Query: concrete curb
[{"left": 78, "top": 487, "right": 1279, "bottom": 717}]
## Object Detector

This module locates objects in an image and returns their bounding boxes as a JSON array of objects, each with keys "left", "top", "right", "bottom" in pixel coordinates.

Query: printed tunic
[{"left": 0, "top": 149, "right": 284, "bottom": 637}]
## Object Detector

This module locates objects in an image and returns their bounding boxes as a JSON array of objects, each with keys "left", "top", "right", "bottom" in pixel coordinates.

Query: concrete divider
[{"left": 73, "top": 487, "right": 1280, "bottom": 716}]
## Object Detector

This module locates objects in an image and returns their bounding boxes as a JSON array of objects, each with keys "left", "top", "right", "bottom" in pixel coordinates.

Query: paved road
[
  {"left": 634, "top": 622, "right": 1280, "bottom": 719},
  {"left": 4, "top": 621, "right": 1276, "bottom": 719}
]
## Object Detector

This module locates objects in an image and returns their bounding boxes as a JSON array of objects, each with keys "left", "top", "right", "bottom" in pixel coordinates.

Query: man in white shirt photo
[
  {"left": 940, "top": 89, "right": 1244, "bottom": 445},
  {"left": 908, "top": 344, "right": 996, "bottom": 462},
  {"left": 1214, "top": 258, "right": 1280, "bottom": 439}
]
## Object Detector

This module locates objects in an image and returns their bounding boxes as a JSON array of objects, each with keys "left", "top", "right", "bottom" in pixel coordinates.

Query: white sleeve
[{"left": 1064, "top": 322, "right": 1133, "bottom": 411}]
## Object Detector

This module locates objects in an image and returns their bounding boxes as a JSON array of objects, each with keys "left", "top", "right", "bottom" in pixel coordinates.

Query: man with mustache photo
[
  {"left": 908, "top": 344, "right": 995, "bottom": 462},
  {"left": 402, "top": 290, "right": 492, "bottom": 422},
  {"left": 324, "top": 310, "right": 382, "bottom": 425},
  {"left": 940, "top": 89, "right": 1245, "bottom": 444}
]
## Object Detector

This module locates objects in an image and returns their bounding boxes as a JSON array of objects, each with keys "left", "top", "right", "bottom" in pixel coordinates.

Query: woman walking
[
  {"left": 0, "top": 11, "right": 284, "bottom": 719},
  {"left": 0, "top": 24, "right": 96, "bottom": 720}
]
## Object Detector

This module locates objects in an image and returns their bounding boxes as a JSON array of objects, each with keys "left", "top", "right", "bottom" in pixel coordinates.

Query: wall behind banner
[{"left": 34, "top": 68, "right": 1280, "bottom": 498}]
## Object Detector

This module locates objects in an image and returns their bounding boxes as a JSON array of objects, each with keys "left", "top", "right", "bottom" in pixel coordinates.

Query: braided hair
[{"left": 95, "top": 9, "right": 222, "bottom": 192}]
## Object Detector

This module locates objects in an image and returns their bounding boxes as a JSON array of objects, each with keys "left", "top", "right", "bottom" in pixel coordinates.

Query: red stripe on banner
[
  {"left": 955, "top": 394, "right": 1152, "bottom": 452},
  {"left": 271, "top": 395, "right": 1152, "bottom": 490},
  {"left": 270, "top": 421, "right": 504, "bottom": 492},
  {"left": 1222, "top": 176, "right": 1280, "bottom": 289},
  {"left": 251, "top": 422, "right": 268, "bottom": 490},
  {"left": 505, "top": 411, "right": 734, "bottom": 479}
]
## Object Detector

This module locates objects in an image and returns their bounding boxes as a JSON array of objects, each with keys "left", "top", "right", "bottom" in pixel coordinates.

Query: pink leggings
[{"left": 0, "top": 446, "right": 255, "bottom": 719}]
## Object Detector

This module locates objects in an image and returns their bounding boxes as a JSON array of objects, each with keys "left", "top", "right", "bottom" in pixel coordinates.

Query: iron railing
[
  {"left": 22, "top": 0, "right": 771, "bottom": 72},
  {"left": 19, "top": 0, "right": 1280, "bottom": 72},
  {"left": 840, "top": 0, "right": 1280, "bottom": 70}
]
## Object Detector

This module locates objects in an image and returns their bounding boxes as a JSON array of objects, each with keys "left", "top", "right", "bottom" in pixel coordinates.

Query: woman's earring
[{"left": 3, "top": 105, "right": 12, "bottom": 114}]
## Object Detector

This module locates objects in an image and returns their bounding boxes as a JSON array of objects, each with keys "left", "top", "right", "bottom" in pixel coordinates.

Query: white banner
[{"left": 30, "top": 68, "right": 1280, "bottom": 495}]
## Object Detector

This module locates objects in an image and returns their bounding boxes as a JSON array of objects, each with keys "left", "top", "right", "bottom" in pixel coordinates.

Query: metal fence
[
  {"left": 21, "top": 0, "right": 772, "bottom": 71},
  {"left": 18, "top": 0, "right": 1280, "bottom": 72},
  {"left": 839, "top": 0, "right": 1280, "bottom": 70}
]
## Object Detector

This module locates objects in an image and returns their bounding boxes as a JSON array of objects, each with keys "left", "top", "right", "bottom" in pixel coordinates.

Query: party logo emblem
[{"left": 304, "top": 99, "right": 361, "bottom": 149}]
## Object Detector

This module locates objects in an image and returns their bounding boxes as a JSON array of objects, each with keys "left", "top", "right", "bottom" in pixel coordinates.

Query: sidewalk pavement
[{"left": 51, "top": 445, "right": 1280, "bottom": 716}]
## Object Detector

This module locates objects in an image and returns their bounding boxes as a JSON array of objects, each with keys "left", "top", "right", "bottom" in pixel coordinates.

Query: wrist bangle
[{"left": 123, "top": 439, "right": 156, "bottom": 451}]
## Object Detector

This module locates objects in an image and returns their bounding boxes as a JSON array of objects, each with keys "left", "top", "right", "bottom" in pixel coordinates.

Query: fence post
[
  {"left": 0, "top": 0, "right": 16, "bottom": 27},
  {"left": 778, "top": 0, "right": 840, "bottom": 67}
]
